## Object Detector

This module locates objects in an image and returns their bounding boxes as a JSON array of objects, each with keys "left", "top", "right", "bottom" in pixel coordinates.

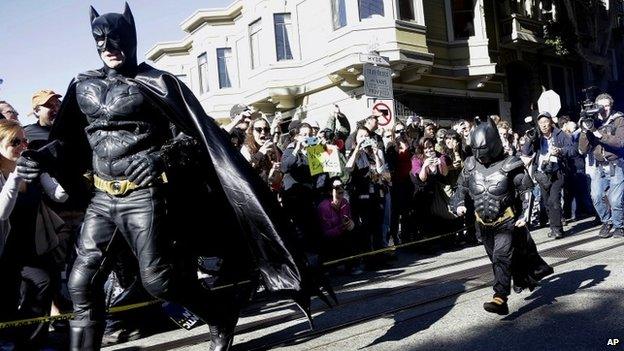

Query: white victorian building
[{"left": 148, "top": 0, "right": 605, "bottom": 128}]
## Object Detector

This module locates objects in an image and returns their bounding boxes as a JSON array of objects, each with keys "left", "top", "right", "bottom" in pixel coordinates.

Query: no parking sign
[{"left": 372, "top": 100, "right": 394, "bottom": 128}]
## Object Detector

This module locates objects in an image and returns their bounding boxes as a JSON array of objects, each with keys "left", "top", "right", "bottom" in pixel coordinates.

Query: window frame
[
  {"left": 274, "top": 13, "right": 294, "bottom": 61},
  {"left": 197, "top": 52, "right": 209, "bottom": 95},
  {"left": 331, "top": 0, "right": 348, "bottom": 30},
  {"left": 216, "top": 47, "right": 233, "bottom": 89},
  {"left": 358, "top": 0, "right": 385, "bottom": 21},
  {"left": 249, "top": 18, "right": 262, "bottom": 70}
]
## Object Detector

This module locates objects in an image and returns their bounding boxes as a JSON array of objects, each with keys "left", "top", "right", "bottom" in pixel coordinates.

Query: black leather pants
[
  {"left": 479, "top": 221, "right": 514, "bottom": 298},
  {"left": 68, "top": 188, "right": 235, "bottom": 326}
]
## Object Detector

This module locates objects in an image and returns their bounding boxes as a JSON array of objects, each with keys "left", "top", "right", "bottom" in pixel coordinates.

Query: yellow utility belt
[
  {"left": 476, "top": 207, "right": 515, "bottom": 227},
  {"left": 93, "top": 173, "right": 168, "bottom": 196}
]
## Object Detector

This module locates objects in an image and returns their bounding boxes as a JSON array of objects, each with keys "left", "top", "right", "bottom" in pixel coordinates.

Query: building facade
[{"left": 147, "top": 0, "right": 623, "bottom": 129}]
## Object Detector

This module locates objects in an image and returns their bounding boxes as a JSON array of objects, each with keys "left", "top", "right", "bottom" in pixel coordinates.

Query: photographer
[
  {"left": 578, "top": 93, "right": 624, "bottom": 238},
  {"left": 346, "top": 126, "right": 388, "bottom": 256},
  {"left": 522, "top": 112, "right": 575, "bottom": 239},
  {"left": 281, "top": 122, "right": 321, "bottom": 246}
]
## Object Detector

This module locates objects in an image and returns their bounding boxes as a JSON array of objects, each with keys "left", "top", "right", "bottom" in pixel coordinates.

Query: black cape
[{"left": 50, "top": 63, "right": 306, "bottom": 294}]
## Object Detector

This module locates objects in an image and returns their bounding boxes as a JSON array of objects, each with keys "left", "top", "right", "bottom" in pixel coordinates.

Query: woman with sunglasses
[
  {"left": 0, "top": 119, "right": 68, "bottom": 349},
  {"left": 241, "top": 117, "right": 282, "bottom": 191}
]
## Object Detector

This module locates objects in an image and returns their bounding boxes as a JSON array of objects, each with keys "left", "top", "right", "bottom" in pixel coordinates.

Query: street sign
[
  {"left": 372, "top": 100, "right": 394, "bottom": 128},
  {"left": 538, "top": 90, "right": 561, "bottom": 118},
  {"left": 359, "top": 53, "right": 390, "bottom": 66},
  {"left": 363, "top": 64, "right": 393, "bottom": 99}
]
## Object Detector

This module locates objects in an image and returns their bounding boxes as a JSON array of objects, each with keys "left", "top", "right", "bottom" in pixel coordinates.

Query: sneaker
[
  {"left": 613, "top": 228, "right": 624, "bottom": 238},
  {"left": 599, "top": 223, "right": 613, "bottom": 238},
  {"left": 483, "top": 296, "right": 509, "bottom": 315},
  {"left": 553, "top": 228, "right": 565, "bottom": 239}
]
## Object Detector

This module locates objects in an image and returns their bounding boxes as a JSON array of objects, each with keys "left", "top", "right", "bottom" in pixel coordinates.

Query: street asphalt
[{"left": 105, "top": 218, "right": 624, "bottom": 351}]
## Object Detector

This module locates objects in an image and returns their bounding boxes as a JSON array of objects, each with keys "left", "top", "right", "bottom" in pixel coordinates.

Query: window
[
  {"left": 398, "top": 0, "right": 415, "bottom": 21},
  {"left": 358, "top": 0, "right": 384, "bottom": 19},
  {"left": 249, "top": 19, "right": 262, "bottom": 69},
  {"left": 217, "top": 48, "right": 233, "bottom": 89},
  {"left": 451, "top": 0, "right": 475, "bottom": 40},
  {"left": 197, "top": 53, "right": 209, "bottom": 94},
  {"left": 331, "top": 0, "right": 347, "bottom": 30},
  {"left": 274, "top": 13, "right": 293, "bottom": 61}
]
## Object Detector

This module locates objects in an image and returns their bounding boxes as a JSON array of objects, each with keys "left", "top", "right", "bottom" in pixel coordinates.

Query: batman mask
[
  {"left": 90, "top": 3, "right": 137, "bottom": 74},
  {"left": 468, "top": 116, "right": 504, "bottom": 165}
]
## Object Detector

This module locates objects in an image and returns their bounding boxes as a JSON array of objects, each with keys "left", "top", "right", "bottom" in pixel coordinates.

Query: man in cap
[
  {"left": 521, "top": 112, "right": 575, "bottom": 239},
  {"left": 223, "top": 103, "right": 255, "bottom": 133},
  {"left": 24, "top": 90, "right": 62, "bottom": 150}
]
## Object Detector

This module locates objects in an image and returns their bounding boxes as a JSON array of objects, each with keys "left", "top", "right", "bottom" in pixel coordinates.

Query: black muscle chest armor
[
  {"left": 76, "top": 74, "right": 170, "bottom": 179},
  {"left": 467, "top": 160, "right": 514, "bottom": 223}
]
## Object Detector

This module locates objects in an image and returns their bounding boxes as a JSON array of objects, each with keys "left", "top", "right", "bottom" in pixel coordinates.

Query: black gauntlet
[{"left": 159, "top": 133, "right": 202, "bottom": 171}]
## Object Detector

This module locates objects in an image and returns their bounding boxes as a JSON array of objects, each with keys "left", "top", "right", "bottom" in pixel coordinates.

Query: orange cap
[{"left": 31, "top": 89, "right": 61, "bottom": 110}]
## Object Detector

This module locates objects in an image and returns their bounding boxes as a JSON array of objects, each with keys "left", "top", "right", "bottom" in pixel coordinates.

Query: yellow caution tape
[{"left": 0, "top": 226, "right": 470, "bottom": 329}]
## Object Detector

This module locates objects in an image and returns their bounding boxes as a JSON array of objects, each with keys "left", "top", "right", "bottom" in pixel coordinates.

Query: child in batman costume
[
  {"left": 16, "top": 4, "right": 334, "bottom": 350},
  {"left": 452, "top": 117, "right": 553, "bottom": 315}
]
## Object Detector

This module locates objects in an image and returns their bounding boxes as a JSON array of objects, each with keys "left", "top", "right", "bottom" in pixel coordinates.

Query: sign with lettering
[
  {"left": 307, "top": 144, "right": 342, "bottom": 176},
  {"left": 359, "top": 53, "right": 390, "bottom": 66},
  {"left": 363, "top": 63, "right": 393, "bottom": 99}
]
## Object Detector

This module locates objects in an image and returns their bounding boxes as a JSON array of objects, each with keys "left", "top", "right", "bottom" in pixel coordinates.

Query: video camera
[
  {"left": 524, "top": 115, "right": 539, "bottom": 141},
  {"left": 578, "top": 86, "right": 604, "bottom": 132}
]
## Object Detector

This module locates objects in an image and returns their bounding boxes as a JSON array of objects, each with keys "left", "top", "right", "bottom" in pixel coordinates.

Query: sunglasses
[
  {"left": 254, "top": 127, "right": 271, "bottom": 134},
  {"left": 9, "top": 137, "right": 28, "bottom": 147}
]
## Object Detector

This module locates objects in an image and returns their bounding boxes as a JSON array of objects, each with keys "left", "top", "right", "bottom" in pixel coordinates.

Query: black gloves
[
  {"left": 125, "top": 152, "right": 164, "bottom": 187},
  {"left": 16, "top": 155, "right": 41, "bottom": 182}
]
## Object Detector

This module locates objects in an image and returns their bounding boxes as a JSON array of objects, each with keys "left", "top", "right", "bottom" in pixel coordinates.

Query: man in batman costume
[
  {"left": 19, "top": 4, "right": 333, "bottom": 350},
  {"left": 452, "top": 117, "right": 553, "bottom": 315}
]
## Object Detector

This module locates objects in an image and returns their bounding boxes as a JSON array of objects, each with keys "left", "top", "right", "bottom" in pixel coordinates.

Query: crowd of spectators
[{"left": 1, "top": 89, "right": 621, "bottom": 348}]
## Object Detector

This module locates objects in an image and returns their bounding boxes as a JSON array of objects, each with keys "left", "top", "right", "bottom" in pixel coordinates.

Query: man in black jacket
[
  {"left": 522, "top": 112, "right": 576, "bottom": 238},
  {"left": 24, "top": 90, "right": 61, "bottom": 150}
]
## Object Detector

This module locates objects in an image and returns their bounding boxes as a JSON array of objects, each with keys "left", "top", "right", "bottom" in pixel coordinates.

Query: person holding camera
[
  {"left": 522, "top": 112, "right": 575, "bottom": 239},
  {"left": 579, "top": 93, "right": 624, "bottom": 238},
  {"left": 241, "top": 117, "right": 282, "bottom": 191},
  {"left": 346, "top": 126, "right": 388, "bottom": 257},
  {"left": 281, "top": 122, "right": 323, "bottom": 246},
  {"left": 0, "top": 120, "right": 68, "bottom": 349}
]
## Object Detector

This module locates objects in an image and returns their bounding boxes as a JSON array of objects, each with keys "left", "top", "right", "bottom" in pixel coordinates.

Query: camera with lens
[
  {"left": 523, "top": 115, "right": 539, "bottom": 141},
  {"left": 578, "top": 87, "right": 604, "bottom": 132},
  {"left": 305, "top": 136, "right": 320, "bottom": 146}
]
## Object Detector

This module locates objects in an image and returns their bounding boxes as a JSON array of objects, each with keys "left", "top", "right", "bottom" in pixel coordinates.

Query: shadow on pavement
[
  {"left": 503, "top": 265, "right": 610, "bottom": 321},
  {"left": 363, "top": 280, "right": 466, "bottom": 348},
  {"left": 409, "top": 265, "right": 621, "bottom": 351},
  {"left": 233, "top": 279, "right": 467, "bottom": 350}
]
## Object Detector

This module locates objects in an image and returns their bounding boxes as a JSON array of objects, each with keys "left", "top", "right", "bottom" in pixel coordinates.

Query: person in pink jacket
[{"left": 317, "top": 178, "right": 355, "bottom": 265}]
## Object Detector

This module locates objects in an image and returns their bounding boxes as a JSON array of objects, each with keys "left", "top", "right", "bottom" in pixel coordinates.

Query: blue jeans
[{"left": 589, "top": 162, "right": 624, "bottom": 228}]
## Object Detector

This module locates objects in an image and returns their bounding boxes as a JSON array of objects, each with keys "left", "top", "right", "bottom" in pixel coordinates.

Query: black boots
[
  {"left": 483, "top": 296, "right": 509, "bottom": 315},
  {"left": 69, "top": 320, "right": 103, "bottom": 351},
  {"left": 208, "top": 322, "right": 236, "bottom": 351}
]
